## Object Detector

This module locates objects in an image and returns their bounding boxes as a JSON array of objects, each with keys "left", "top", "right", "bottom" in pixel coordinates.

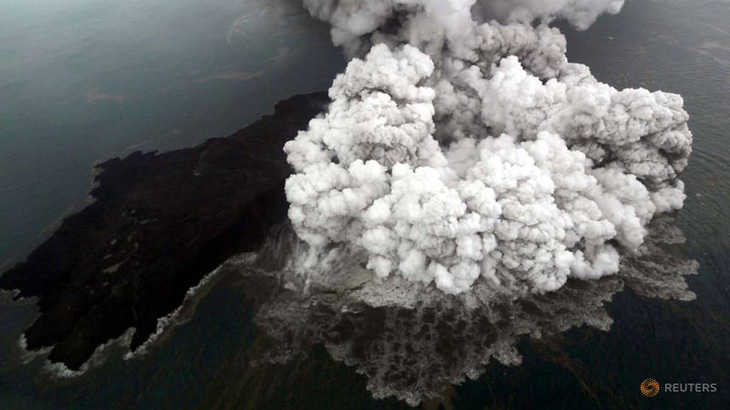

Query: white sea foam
[
  {"left": 123, "top": 264, "right": 228, "bottom": 360},
  {"left": 44, "top": 328, "right": 135, "bottom": 378}
]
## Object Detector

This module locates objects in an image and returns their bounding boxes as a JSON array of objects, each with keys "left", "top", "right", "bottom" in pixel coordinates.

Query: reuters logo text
[{"left": 640, "top": 378, "right": 718, "bottom": 397}]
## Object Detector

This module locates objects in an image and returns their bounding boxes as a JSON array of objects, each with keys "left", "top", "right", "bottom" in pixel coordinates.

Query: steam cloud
[{"left": 283, "top": 0, "right": 693, "bottom": 296}]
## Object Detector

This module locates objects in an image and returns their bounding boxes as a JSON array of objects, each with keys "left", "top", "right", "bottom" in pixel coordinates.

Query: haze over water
[{"left": 1, "top": 0, "right": 729, "bottom": 408}]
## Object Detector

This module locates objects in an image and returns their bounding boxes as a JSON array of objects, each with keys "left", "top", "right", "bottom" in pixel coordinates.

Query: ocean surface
[
  {"left": 0, "top": 0, "right": 345, "bottom": 267},
  {"left": 1, "top": 0, "right": 729, "bottom": 408}
]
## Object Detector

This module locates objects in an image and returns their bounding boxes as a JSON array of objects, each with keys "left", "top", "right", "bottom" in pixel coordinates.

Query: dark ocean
[{"left": 1, "top": 0, "right": 729, "bottom": 408}]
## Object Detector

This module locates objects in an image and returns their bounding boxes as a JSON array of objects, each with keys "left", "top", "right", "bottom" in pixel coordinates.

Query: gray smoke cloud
[
  {"left": 474, "top": 0, "right": 625, "bottom": 29},
  {"left": 243, "top": 216, "right": 697, "bottom": 406},
  {"left": 283, "top": 0, "right": 693, "bottom": 296}
]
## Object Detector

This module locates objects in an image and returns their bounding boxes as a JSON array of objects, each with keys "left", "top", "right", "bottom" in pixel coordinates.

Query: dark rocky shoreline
[{"left": 0, "top": 92, "right": 329, "bottom": 370}]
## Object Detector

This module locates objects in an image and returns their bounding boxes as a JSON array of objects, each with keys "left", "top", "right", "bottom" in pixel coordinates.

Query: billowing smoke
[
  {"left": 283, "top": 0, "right": 693, "bottom": 296},
  {"left": 473, "top": 0, "right": 625, "bottom": 29},
  {"left": 243, "top": 215, "right": 697, "bottom": 405}
]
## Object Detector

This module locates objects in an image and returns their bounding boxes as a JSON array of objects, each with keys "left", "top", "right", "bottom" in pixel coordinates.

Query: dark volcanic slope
[{"left": 0, "top": 92, "right": 328, "bottom": 370}]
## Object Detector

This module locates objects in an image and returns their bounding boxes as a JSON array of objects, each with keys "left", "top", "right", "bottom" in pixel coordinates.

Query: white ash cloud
[{"left": 284, "top": 0, "right": 693, "bottom": 295}]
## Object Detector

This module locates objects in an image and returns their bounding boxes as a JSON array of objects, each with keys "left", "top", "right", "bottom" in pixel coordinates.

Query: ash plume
[
  {"left": 234, "top": 2, "right": 697, "bottom": 406},
  {"left": 283, "top": 0, "right": 693, "bottom": 297},
  {"left": 473, "top": 0, "right": 625, "bottom": 29},
  {"left": 242, "top": 215, "right": 697, "bottom": 406}
]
